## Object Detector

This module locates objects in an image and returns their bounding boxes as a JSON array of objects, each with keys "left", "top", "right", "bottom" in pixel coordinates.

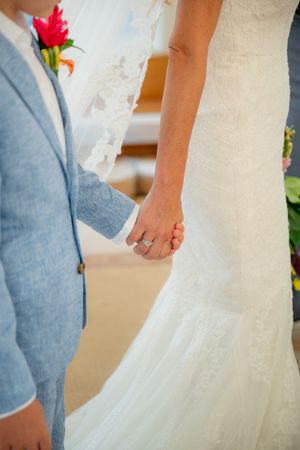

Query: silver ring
[{"left": 142, "top": 239, "right": 154, "bottom": 247}]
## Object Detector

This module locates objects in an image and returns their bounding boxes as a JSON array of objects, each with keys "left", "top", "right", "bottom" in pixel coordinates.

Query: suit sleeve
[
  {"left": 0, "top": 175, "right": 37, "bottom": 416},
  {"left": 76, "top": 164, "right": 137, "bottom": 239}
]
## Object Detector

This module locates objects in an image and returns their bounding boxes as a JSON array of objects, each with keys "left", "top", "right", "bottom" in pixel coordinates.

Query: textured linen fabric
[
  {"left": 36, "top": 372, "right": 66, "bottom": 450},
  {"left": 0, "top": 11, "right": 66, "bottom": 159},
  {"left": 0, "top": 31, "right": 135, "bottom": 417},
  {"left": 65, "top": 1, "right": 300, "bottom": 449}
]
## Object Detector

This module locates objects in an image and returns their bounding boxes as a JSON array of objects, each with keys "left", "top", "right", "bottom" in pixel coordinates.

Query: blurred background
[{"left": 65, "top": 2, "right": 300, "bottom": 414}]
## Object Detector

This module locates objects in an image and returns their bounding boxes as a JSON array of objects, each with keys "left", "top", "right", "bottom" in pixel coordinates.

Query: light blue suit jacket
[{"left": 0, "top": 33, "right": 135, "bottom": 415}]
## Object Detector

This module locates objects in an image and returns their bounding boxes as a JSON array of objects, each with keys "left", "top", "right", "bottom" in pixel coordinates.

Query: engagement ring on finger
[{"left": 142, "top": 239, "right": 154, "bottom": 247}]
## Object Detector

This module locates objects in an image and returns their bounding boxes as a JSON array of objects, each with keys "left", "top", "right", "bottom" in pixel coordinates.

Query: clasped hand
[{"left": 127, "top": 187, "right": 184, "bottom": 260}]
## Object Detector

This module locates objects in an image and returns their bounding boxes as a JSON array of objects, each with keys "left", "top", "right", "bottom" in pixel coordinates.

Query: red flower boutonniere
[{"left": 33, "top": 5, "right": 82, "bottom": 77}]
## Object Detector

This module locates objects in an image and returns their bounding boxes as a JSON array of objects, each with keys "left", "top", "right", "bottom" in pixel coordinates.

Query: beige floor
[
  {"left": 65, "top": 258, "right": 171, "bottom": 414},
  {"left": 65, "top": 258, "right": 300, "bottom": 415}
]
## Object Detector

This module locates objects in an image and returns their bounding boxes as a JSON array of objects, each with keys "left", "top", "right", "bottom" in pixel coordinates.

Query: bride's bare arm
[
  {"left": 127, "top": 0, "right": 223, "bottom": 259},
  {"left": 154, "top": 0, "right": 223, "bottom": 193}
]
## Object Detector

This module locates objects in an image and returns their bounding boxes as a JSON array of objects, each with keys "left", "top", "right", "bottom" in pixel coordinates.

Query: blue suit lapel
[
  {"left": 31, "top": 38, "right": 73, "bottom": 169},
  {"left": 31, "top": 36, "right": 79, "bottom": 213},
  {"left": 0, "top": 32, "right": 69, "bottom": 182},
  {"left": 31, "top": 38, "right": 83, "bottom": 260}
]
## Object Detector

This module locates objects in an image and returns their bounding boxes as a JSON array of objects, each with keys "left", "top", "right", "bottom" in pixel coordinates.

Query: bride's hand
[{"left": 126, "top": 187, "right": 184, "bottom": 260}]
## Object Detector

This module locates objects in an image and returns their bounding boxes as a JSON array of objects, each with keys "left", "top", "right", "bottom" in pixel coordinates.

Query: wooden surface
[
  {"left": 121, "top": 144, "right": 157, "bottom": 157},
  {"left": 121, "top": 55, "right": 168, "bottom": 158},
  {"left": 137, "top": 54, "right": 168, "bottom": 106}
]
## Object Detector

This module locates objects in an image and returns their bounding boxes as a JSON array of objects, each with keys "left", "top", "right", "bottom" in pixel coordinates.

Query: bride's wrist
[
  {"left": 150, "top": 186, "right": 182, "bottom": 206},
  {"left": 152, "top": 178, "right": 183, "bottom": 199}
]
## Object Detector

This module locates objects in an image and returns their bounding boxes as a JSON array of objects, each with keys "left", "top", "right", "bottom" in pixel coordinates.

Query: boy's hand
[
  {"left": 0, "top": 398, "right": 51, "bottom": 450},
  {"left": 169, "top": 222, "right": 185, "bottom": 256}
]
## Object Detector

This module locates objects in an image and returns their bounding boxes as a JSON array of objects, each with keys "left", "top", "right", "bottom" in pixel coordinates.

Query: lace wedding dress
[{"left": 66, "top": 1, "right": 300, "bottom": 448}]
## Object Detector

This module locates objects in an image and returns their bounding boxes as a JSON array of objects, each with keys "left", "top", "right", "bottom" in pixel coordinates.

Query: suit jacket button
[{"left": 77, "top": 262, "right": 86, "bottom": 274}]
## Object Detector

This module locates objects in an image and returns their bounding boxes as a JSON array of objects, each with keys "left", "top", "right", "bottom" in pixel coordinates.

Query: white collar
[{"left": 0, "top": 11, "right": 32, "bottom": 51}]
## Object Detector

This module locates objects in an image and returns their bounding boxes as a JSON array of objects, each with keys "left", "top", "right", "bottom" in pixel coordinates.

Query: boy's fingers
[
  {"left": 172, "top": 238, "right": 181, "bottom": 251},
  {"left": 175, "top": 223, "right": 185, "bottom": 232},
  {"left": 172, "top": 229, "right": 184, "bottom": 243}
]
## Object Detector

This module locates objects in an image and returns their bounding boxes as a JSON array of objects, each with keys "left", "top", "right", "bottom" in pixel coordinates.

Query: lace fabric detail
[
  {"left": 62, "top": 0, "right": 163, "bottom": 179},
  {"left": 81, "top": 5, "right": 162, "bottom": 179},
  {"left": 247, "top": 298, "right": 275, "bottom": 384},
  {"left": 192, "top": 315, "right": 233, "bottom": 397}
]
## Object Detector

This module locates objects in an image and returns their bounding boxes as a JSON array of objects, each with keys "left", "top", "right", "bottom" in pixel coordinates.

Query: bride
[{"left": 65, "top": 0, "right": 300, "bottom": 448}]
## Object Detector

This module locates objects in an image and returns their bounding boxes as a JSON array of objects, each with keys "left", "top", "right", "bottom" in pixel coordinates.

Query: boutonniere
[{"left": 33, "top": 5, "right": 82, "bottom": 77}]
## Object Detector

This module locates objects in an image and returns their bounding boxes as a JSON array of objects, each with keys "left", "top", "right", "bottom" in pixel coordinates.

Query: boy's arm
[{"left": 76, "top": 164, "right": 137, "bottom": 240}]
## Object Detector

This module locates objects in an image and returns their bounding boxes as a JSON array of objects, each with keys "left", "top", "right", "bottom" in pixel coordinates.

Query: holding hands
[
  {"left": 0, "top": 399, "right": 51, "bottom": 450},
  {"left": 127, "top": 186, "right": 184, "bottom": 260}
]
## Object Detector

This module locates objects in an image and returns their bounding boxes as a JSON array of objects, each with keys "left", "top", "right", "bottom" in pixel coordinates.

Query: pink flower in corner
[
  {"left": 33, "top": 5, "right": 69, "bottom": 48},
  {"left": 282, "top": 157, "right": 292, "bottom": 174}
]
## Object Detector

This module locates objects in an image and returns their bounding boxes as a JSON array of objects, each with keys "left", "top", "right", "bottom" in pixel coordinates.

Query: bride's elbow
[{"left": 168, "top": 37, "right": 208, "bottom": 63}]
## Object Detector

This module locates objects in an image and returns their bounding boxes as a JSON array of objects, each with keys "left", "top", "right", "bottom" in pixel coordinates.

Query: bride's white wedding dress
[{"left": 66, "top": 1, "right": 300, "bottom": 448}]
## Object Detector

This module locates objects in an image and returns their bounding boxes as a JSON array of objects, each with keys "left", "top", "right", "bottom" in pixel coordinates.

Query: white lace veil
[{"left": 60, "top": 0, "right": 163, "bottom": 180}]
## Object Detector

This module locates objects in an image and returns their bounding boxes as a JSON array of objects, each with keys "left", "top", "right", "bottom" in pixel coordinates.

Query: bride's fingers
[
  {"left": 159, "top": 241, "right": 172, "bottom": 260},
  {"left": 133, "top": 232, "right": 155, "bottom": 256},
  {"left": 143, "top": 236, "right": 165, "bottom": 260},
  {"left": 134, "top": 241, "right": 151, "bottom": 256}
]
